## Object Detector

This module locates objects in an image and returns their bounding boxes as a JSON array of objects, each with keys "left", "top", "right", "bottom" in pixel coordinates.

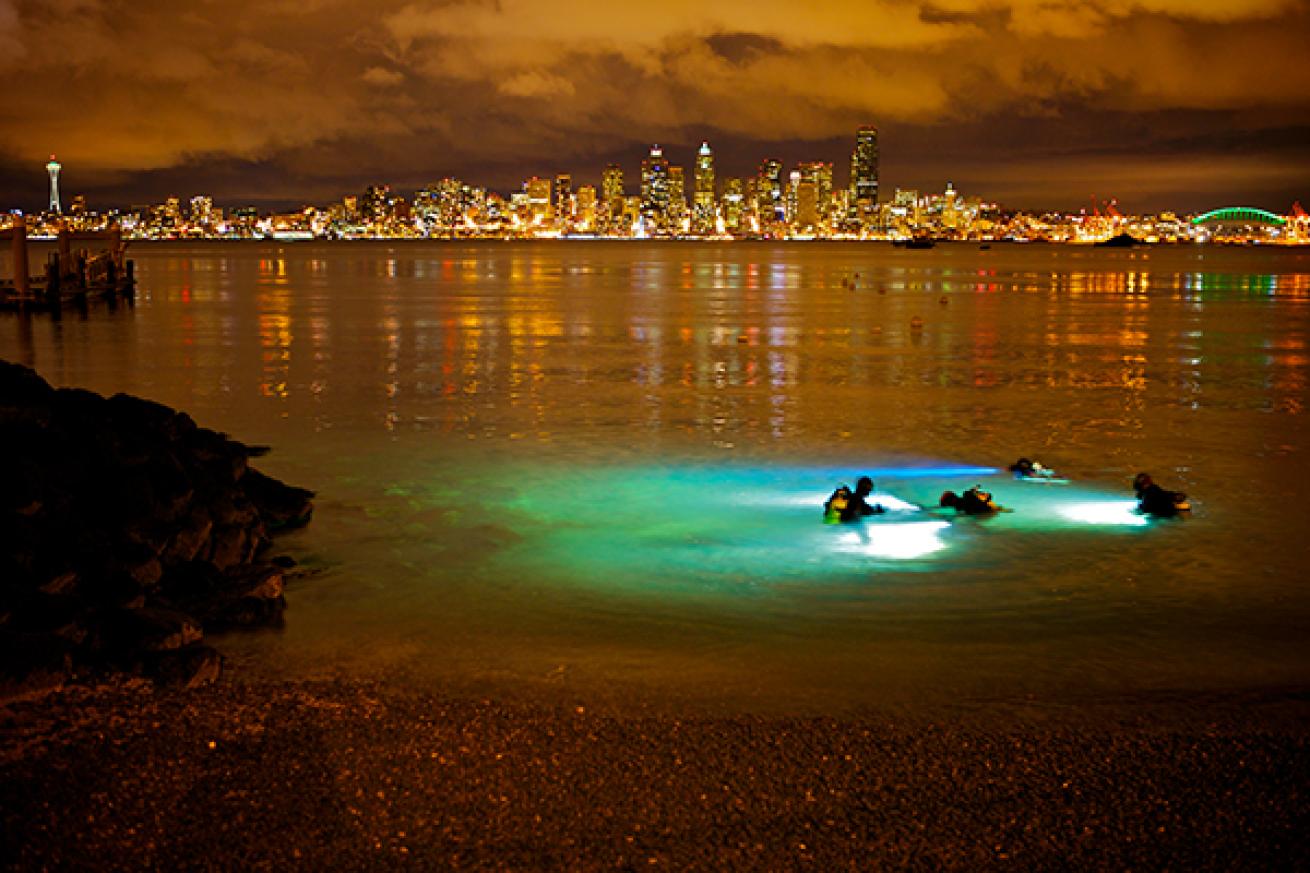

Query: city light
[{"left": 7, "top": 132, "right": 1308, "bottom": 247}]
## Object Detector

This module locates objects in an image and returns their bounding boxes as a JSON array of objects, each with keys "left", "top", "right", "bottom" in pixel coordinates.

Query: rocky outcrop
[{"left": 0, "top": 360, "right": 313, "bottom": 696}]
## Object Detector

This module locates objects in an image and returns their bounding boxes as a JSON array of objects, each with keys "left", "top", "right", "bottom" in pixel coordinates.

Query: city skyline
[{"left": 0, "top": 1, "right": 1307, "bottom": 213}]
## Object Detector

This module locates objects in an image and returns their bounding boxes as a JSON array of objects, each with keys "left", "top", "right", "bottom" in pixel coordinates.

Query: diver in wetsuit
[
  {"left": 823, "top": 477, "right": 887, "bottom": 523},
  {"left": 824, "top": 485, "right": 853, "bottom": 524},
  {"left": 1134, "top": 473, "right": 1190, "bottom": 517},
  {"left": 939, "top": 486, "right": 1001, "bottom": 515},
  {"left": 1009, "top": 457, "right": 1055, "bottom": 479},
  {"left": 846, "top": 476, "right": 887, "bottom": 519}
]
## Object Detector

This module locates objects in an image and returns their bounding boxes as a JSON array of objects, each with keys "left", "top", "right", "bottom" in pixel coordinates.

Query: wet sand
[{"left": 2, "top": 680, "right": 1306, "bottom": 871}]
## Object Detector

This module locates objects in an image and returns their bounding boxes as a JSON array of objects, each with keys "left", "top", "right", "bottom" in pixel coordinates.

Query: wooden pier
[{"left": 1, "top": 216, "right": 135, "bottom": 314}]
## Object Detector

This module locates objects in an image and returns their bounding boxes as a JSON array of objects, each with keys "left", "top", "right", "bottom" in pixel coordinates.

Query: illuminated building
[
  {"left": 693, "top": 141, "right": 716, "bottom": 235},
  {"left": 669, "top": 166, "right": 687, "bottom": 232},
  {"left": 526, "top": 176, "right": 552, "bottom": 224},
  {"left": 46, "top": 155, "right": 62, "bottom": 213},
  {"left": 757, "top": 158, "right": 784, "bottom": 230},
  {"left": 576, "top": 185, "right": 597, "bottom": 231},
  {"left": 640, "top": 145, "right": 670, "bottom": 232},
  {"left": 69, "top": 194, "right": 86, "bottom": 216},
  {"left": 361, "top": 185, "right": 391, "bottom": 224},
  {"left": 602, "top": 164, "right": 625, "bottom": 231},
  {"left": 189, "top": 195, "right": 215, "bottom": 228},
  {"left": 850, "top": 125, "right": 879, "bottom": 228},
  {"left": 555, "top": 173, "right": 572, "bottom": 226},
  {"left": 721, "top": 177, "right": 744, "bottom": 233}
]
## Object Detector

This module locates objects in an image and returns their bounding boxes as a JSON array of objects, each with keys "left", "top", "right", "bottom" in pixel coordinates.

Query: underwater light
[
  {"left": 1059, "top": 501, "right": 1149, "bottom": 527},
  {"left": 834, "top": 521, "right": 950, "bottom": 560},
  {"left": 747, "top": 492, "right": 923, "bottom": 511}
]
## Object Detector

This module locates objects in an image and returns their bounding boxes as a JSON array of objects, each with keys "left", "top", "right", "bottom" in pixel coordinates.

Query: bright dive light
[
  {"left": 746, "top": 492, "right": 922, "bottom": 510},
  {"left": 1059, "top": 500, "right": 1149, "bottom": 527},
  {"left": 834, "top": 521, "right": 950, "bottom": 559}
]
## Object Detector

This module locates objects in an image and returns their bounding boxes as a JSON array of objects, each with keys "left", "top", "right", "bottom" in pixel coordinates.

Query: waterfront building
[
  {"left": 850, "top": 125, "right": 879, "bottom": 228},
  {"left": 640, "top": 145, "right": 670, "bottom": 232},
  {"left": 693, "top": 141, "right": 716, "bottom": 235}
]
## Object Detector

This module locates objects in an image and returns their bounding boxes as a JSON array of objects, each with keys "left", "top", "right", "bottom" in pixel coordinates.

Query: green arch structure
[{"left": 1191, "top": 207, "right": 1287, "bottom": 227}]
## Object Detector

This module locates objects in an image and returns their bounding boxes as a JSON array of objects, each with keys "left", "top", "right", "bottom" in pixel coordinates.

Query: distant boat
[
  {"left": 1094, "top": 232, "right": 1142, "bottom": 248},
  {"left": 903, "top": 237, "right": 936, "bottom": 250}
]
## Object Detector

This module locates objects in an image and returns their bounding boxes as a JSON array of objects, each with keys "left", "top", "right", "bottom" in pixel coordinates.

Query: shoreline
[{"left": 3, "top": 678, "right": 1306, "bottom": 870}]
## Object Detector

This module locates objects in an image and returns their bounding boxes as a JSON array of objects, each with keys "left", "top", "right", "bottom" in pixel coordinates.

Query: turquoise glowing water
[{"left": 3, "top": 241, "right": 1308, "bottom": 712}]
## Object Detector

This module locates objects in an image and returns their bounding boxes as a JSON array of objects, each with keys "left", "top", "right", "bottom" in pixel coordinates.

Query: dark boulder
[{"left": 0, "top": 361, "right": 313, "bottom": 696}]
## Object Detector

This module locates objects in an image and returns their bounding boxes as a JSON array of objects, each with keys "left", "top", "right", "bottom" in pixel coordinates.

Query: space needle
[{"left": 46, "top": 154, "right": 62, "bottom": 213}]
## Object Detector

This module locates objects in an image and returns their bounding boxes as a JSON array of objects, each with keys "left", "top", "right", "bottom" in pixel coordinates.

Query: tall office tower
[
  {"left": 850, "top": 125, "right": 879, "bottom": 226},
  {"left": 554, "top": 173, "right": 573, "bottom": 225},
  {"left": 794, "top": 162, "right": 832, "bottom": 230},
  {"left": 721, "top": 177, "right": 744, "bottom": 233},
  {"left": 362, "top": 185, "right": 391, "bottom": 223},
  {"left": 693, "top": 141, "right": 716, "bottom": 235},
  {"left": 757, "top": 158, "right": 784, "bottom": 228},
  {"left": 786, "top": 170, "right": 802, "bottom": 226},
  {"left": 668, "top": 166, "right": 687, "bottom": 231},
  {"left": 526, "top": 176, "right": 553, "bottom": 224},
  {"left": 602, "top": 164, "right": 624, "bottom": 215},
  {"left": 576, "top": 185, "right": 597, "bottom": 231},
  {"left": 46, "top": 155, "right": 62, "bottom": 213},
  {"left": 640, "top": 145, "right": 670, "bottom": 232},
  {"left": 189, "top": 195, "right": 214, "bottom": 227}
]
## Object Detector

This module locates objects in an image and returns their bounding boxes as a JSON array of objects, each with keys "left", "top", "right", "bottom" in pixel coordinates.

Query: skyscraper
[
  {"left": 46, "top": 155, "right": 62, "bottom": 214},
  {"left": 757, "top": 158, "right": 784, "bottom": 229},
  {"left": 554, "top": 173, "right": 573, "bottom": 226},
  {"left": 640, "top": 145, "right": 670, "bottom": 232},
  {"left": 693, "top": 141, "right": 716, "bottom": 235},
  {"left": 721, "top": 177, "right": 744, "bottom": 233},
  {"left": 850, "top": 126, "right": 879, "bottom": 226},
  {"left": 526, "top": 176, "right": 552, "bottom": 224},
  {"left": 601, "top": 163, "right": 625, "bottom": 232},
  {"left": 668, "top": 166, "right": 687, "bottom": 231}
]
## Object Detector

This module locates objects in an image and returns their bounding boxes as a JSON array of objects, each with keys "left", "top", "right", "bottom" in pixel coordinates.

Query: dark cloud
[{"left": 0, "top": 0, "right": 1306, "bottom": 212}]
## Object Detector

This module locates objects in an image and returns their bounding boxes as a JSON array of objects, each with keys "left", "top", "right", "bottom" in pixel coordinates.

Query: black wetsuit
[
  {"left": 843, "top": 493, "right": 886, "bottom": 521},
  {"left": 1137, "top": 483, "right": 1184, "bottom": 517}
]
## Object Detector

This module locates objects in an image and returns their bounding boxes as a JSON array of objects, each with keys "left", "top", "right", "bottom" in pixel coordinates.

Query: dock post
[
  {"left": 10, "top": 213, "right": 29, "bottom": 298},
  {"left": 58, "top": 226, "right": 71, "bottom": 277}
]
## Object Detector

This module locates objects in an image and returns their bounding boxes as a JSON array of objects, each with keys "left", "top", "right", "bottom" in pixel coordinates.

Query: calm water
[{"left": 4, "top": 241, "right": 1309, "bottom": 713}]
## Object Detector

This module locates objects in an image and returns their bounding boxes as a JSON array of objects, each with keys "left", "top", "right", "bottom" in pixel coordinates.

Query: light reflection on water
[{"left": 2, "top": 241, "right": 1308, "bottom": 712}]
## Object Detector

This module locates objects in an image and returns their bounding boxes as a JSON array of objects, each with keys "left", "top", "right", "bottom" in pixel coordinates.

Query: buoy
[
  {"left": 939, "top": 295, "right": 948, "bottom": 305},
  {"left": 910, "top": 316, "right": 924, "bottom": 330}
]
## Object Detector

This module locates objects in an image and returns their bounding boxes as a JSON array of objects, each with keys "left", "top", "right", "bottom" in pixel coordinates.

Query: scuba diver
[
  {"left": 823, "top": 485, "right": 853, "bottom": 524},
  {"left": 940, "top": 486, "right": 1002, "bottom": 515},
  {"left": 1133, "top": 473, "right": 1191, "bottom": 517},
  {"left": 823, "top": 476, "right": 887, "bottom": 524},
  {"left": 848, "top": 476, "right": 887, "bottom": 519},
  {"left": 1009, "top": 457, "right": 1056, "bottom": 479}
]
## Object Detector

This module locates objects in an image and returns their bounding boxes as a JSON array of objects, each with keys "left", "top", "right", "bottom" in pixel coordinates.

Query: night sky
[{"left": 2, "top": 0, "right": 1308, "bottom": 213}]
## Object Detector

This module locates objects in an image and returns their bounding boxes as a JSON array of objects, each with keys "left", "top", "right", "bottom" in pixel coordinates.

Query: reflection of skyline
[{"left": 6, "top": 246, "right": 1306, "bottom": 449}]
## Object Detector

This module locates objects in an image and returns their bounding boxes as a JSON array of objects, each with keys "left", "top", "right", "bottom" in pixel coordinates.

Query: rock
[
  {"left": 145, "top": 643, "right": 222, "bottom": 689},
  {"left": 241, "top": 469, "right": 315, "bottom": 530},
  {"left": 92, "top": 606, "right": 204, "bottom": 656},
  {"left": 165, "top": 563, "right": 286, "bottom": 630},
  {"left": 162, "top": 509, "right": 214, "bottom": 566},
  {"left": 0, "top": 361, "right": 311, "bottom": 689},
  {"left": 0, "top": 359, "right": 55, "bottom": 409},
  {"left": 205, "top": 524, "right": 258, "bottom": 572}
]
